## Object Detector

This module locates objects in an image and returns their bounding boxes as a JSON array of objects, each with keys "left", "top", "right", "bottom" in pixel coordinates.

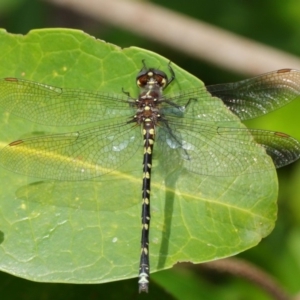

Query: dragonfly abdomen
[{"left": 138, "top": 122, "right": 155, "bottom": 293}]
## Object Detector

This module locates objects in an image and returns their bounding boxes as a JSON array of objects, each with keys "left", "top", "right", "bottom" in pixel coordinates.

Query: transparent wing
[
  {"left": 1, "top": 77, "right": 230, "bottom": 126},
  {"left": 2, "top": 70, "right": 300, "bottom": 181},
  {"left": 248, "top": 129, "right": 300, "bottom": 168},
  {"left": 157, "top": 118, "right": 300, "bottom": 176},
  {"left": 206, "top": 69, "right": 300, "bottom": 120},
  {"left": 0, "top": 78, "right": 134, "bottom": 126},
  {"left": 161, "top": 88, "right": 235, "bottom": 122},
  {"left": 2, "top": 116, "right": 299, "bottom": 181},
  {"left": 3, "top": 69, "right": 300, "bottom": 127},
  {"left": 0, "top": 117, "right": 141, "bottom": 180}
]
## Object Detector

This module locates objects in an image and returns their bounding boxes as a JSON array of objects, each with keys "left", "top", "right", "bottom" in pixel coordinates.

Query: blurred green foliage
[{"left": 0, "top": 1, "right": 300, "bottom": 299}]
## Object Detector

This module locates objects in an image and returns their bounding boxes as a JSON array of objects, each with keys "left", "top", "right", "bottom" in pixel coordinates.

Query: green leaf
[{"left": 0, "top": 28, "right": 277, "bottom": 285}]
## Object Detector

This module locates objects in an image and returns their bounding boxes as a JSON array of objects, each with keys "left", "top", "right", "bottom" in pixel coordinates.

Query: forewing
[
  {"left": 0, "top": 78, "right": 134, "bottom": 126},
  {"left": 206, "top": 69, "right": 300, "bottom": 120},
  {"left": 161, "top": 87, "right": 236, "bottom": 122}
]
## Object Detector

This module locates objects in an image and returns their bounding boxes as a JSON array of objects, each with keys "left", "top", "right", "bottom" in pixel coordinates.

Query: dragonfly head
[{"left": 136, "top": 66, "right": 168, "bottom": 90}]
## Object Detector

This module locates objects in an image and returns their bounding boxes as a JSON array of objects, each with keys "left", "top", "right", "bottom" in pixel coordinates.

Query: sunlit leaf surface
[{"left": 0, "top": 28, "right": 277, "bottom": 284}]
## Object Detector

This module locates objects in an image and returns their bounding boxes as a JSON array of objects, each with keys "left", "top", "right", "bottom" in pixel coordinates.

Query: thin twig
[
  {"left": 45, "top": 0, "right": 300, "bottom": 75},
  {"left": 201, "top": 258, "right": 292, "bottom": 300}
]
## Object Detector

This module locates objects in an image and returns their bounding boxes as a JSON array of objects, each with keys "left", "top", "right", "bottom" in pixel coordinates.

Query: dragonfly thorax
[
  {"left": 135, "top": 93, "right": 161, "bottom": 126},
  {"left": 134, "top": 67, "right": 166, "bottom": 127}
]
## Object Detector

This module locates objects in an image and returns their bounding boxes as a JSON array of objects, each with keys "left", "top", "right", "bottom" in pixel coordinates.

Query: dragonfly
[{"left": 0, "top": 62, "right": 300, "bottom": 292}]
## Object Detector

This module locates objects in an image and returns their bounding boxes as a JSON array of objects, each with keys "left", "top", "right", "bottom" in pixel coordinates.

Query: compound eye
[
  {"left": 137, "top": 74, "right": 149, "bottom": 87},
  {"left": 152, "top": 69, "right": 168, "bottom": 87},
  {"left": 136, "top": 68, "right": 148, "bottom": 81},
  {"left": 136, "top": 67, "right": 168, "bottom": 87},
  {"left": 154, "top": 74, "right": 167, "bottom": 87}
]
